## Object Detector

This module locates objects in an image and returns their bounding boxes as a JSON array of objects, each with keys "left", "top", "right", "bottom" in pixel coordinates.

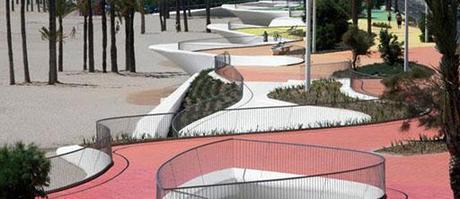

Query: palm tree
[
  {"left": 88, "top": 0, "right": 95, "bottom": 72},
  {"left": 425, "top": 0, "right": 460, "bottom": 198},
  {"left": 48, "top": 0, "right": 58, "bottom": 84},
  {"left": 101, "top": 0, "right": 108, "bottom": 72},
  {"left": 121, "top": 0, "right": 136, "bottom": 72},
  {"left": 79, "top": 0, "right": 88, "bottom": 70},
  {"left": 140, "top": 0, "right": 145, "bottom": 34},
  {"left": 31, "top": 0, "right": 34, "bottom": 11},
  {"left": 175, "top": 0, "right": 181, "bottom": 32},
  {"left": 182, "top": 0, "right": 188, "bottom": 32},
  {"left": 37, "top": 0, "right": 41, "bottom": 12},
  {"left": 367, "top": 0, "right": 372, "bottom": 34},
  {"left": 109, "top": 0, "right": 118, "bottom": 72},
  {"left": 205, "top": 0, "right": 210, "bottom": 32},
  {"left": 56, "top": 0, "right": 76, "bottom": 72},
  {"left": 21, "top": 0, "right": 31, "bottom": 83},
  {"left": 351, "top": 0, "right": 358, "bottom": 25},
  {"left": 12, "top": 0, "right": 15, "bottom": 11},
  {"left": 6, "top": 0, "right": 16, "bottom": 85}
]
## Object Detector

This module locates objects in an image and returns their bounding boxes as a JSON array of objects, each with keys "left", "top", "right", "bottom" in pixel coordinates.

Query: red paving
[{"left": 49, "top": 46, "right": 452, "bottom": 199}]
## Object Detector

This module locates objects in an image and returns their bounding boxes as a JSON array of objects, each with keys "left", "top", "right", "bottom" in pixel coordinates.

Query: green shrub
[
  {"left": 372, "top": 22, "right": 392, "bottom": 29},
  {"left": 0, "top": 142, "right": 51, "bottom": 198},
  {"left": 342, "top": 26, "right": 375, "bottom": 68},
  {"left": 378, "top": 29, "right": 403, "bottom": 65}
]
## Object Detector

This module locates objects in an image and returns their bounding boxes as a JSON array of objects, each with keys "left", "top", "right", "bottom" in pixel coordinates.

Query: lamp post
[
  {"left": 404, "top": 0, "right": 409, "bottom": 72},
  {"left": 312, "top": 0, "right": 316, "bottom": 53},
  {"left": 425, "top": 2, "right": 429, "bottom": 43},
  {"left": 305, "top": 0, "right": 312, "bottom": 91}
]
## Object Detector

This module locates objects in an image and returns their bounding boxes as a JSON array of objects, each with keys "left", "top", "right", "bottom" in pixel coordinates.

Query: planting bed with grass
[
  {"left": 235, "top": 26, "right": 305, "bottom": 40},
  {"left": 173, "top": 70, "right": 243, "bottom": 135},
  {"left": 268, "top": 79, "right": 422, "bottom": 123},
  {"left": 333, "top": 62, "right": 434, "bottom": 78},
  {"left": 376, "top": 136, "right": 447, "bottom": 155}
]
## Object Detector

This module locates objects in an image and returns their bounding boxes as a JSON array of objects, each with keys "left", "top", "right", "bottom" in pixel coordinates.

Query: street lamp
[
  {"left": 425, "top": 2, "right": 429, "bottom": 43},
  {"left": 404, "top": 0, "right": 409, "bottom": 72},
  {"left": 305, "top": 0, "right": 312, "bottom": 91},
  {"left": 312, "top": 0, "right": 316, "bottom": 53}
]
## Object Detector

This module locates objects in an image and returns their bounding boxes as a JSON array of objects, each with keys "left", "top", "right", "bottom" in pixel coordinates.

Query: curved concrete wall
[
  {"left": 222, "top": 4, "right": 289, "bottom": 26},
  {"left": 56, "top": 145, "right": 112, "bottom": 179},
  {"left": 133, "top": 73, "right": 199, "bottom": 138}
]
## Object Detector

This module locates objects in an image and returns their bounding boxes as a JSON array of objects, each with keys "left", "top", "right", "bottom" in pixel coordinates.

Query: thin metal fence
[{"left": 156, "top": 138, "right": 386, "bottom": 199}]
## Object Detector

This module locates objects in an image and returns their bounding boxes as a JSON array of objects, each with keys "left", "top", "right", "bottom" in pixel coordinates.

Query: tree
[
  {"left": 315, "top": 0, "right": 350, "bottom": 50},
  {"left": 121, "top": 0, "right": 136, "bottom": 72},
  {"left": 351, "top": 0, "right": 358, "bottom": 25},
  {"left": 88, "top": 0, "right": 95, "bottom": 72},
  {"left": 56, "top": 0, "right": 76, "bottom": 72},
  {"left": 80, "top": 0, "right": 88, "bottom": 70},
  {"left": 21, "top": 0, "right": 31, "bottom": 83},
  {"left": 205, "top": 0, "right": 210, "bottom": 32},
  {"left": 11, "top": 0, "right": 15, "bottom": 11},
  {"left": 109, "top": 0, "right": 118, "bottom": 72},
  {"left": 342, "top": 26, "right": 375, "bottom": 68},
  {"left": 6, "top": 0, "right": 16, "bottom": 85},
  {"left": 140, "top": 0, "right": 145, "bottom": 34},
  {"left": 0, "top": 143, "right": 51, "bottom": 198},
  {"left": 175, "top": 0, "right": 181, "bottom": 32},
  {"left": 102, "top": 0, "right": 108, "bottom": 72},
  {"left": 378, "top": 29, "right": 403, "bottom": 65},
  {"left": 366, "top": 0, "right": 372, "bottom": 34},
  {"left": 424, "top": 0, "right": 460, "bottom": 198},
  {"left": 49, "top": 0, "right": 58, "bottom": 84},
  {"left": 182, "top": 0, "right": 188, "bottom": 32}
]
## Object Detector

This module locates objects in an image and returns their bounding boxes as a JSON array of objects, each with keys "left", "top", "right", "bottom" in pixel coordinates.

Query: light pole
[
  {"left": 404, "top": 0, "right": 409, "bottom": 72},
  {"left": 425, "top": 2, "right": 429, "bottom": 43},
  {"left": 305, "top": 0, "right": 312, "bottom": 91},
  {"left": 312, "top": 0, "right": 316, "bottom": 53}
]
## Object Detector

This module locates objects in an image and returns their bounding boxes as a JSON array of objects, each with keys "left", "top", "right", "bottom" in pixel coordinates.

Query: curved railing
[
  {"left": 177, "top": 35, "right": 298, "bottom": 51},
  {"left": 156, "top": 138, "right": 386, "bottom": 199}
]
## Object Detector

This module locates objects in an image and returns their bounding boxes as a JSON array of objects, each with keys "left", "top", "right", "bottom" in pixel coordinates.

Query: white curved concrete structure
[
  {"left": 178, "top": 80, "right": 373, "bottom": 136},
  {"left": 149, "top": 43, "right": 303, "bottom": 74},
  {"left": 56, "top": 145, "right": 112, "bottom": 178},
  {"left": 269, "top": 17, "right": 305, "bottom": 27},
  {"left": 132, "top": 74, "right": 199, "bottom": 138},
  {"left": 222, "top": 4, "right": 289, "bottom": 26},
  {"left": 163, "top": 168, "right": 385, "bottom": 199}
]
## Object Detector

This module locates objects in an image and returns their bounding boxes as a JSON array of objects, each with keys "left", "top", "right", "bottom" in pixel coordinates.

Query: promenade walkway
[{"left": 48, "top": 45, "right": 449, "bottom": 198}]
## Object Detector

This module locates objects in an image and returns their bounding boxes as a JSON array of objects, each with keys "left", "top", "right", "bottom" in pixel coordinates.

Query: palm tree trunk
[
  {"left": 43, "top": 0, "right": 47, "bottom": 12},
  {"left": 26, "top": 0, "right": 29, "bottom": 12},
  {"left": 182, "top": 0, "right": 188, "bottom": 32},
  {"left": 205, "top": 0, "right": 210, "bottom": 32},
  {"left": 37, "top": 0, "right": 41, "bottom": 12},
  {"left": 12, "top": 0, "right": 15, "bottom": 12},
  {"left": 367, "top": 0, "right": 372, "bottom": 34},
  {"left": 48, "top": 0, "right": 57, "bottom": 84},
  {"left": 21, "top": 0, "right": 31, "bottom": 82},
  {"left": 175, "top": 0, "right": 181, "bottom": 32},
  {"left": 352, "top": 0, "right": 358, "bottom": 26},
  {"left": 101, "top": 0, "right": 107, "bottom": 73},
  {"left": 58, "top": 15, "right": 63, "bottom": 72},
  {"left": 109, "top": 2, "right": 117, "bottom": 73},
  {"left": 6, "top": 0, "right": 16, "bottom": 85},
  {"left": 88, "top": 0, "right": 95, "bottom": 72},
  {"left": 83, "top": 14, "right": 88, "bottom": 70},
  {"left": 129, "top": 12, "right": 136, "bottom": 72},
  {"left": 125, "top": 15, "right": 131, "bottom": 71},
  {"left": 394, "top": 0, "right": 398, "bottom": 11},
  {"left": 140, "top": 0, "right": 145, "bottom": 34},
  {"left": 31, "top": 0, "right": 34, "bottom": 11}
]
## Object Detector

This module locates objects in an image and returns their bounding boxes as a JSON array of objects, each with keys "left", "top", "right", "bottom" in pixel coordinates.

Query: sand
[{"left": 0, "top": 1, "right": 241, "bottom": 148}]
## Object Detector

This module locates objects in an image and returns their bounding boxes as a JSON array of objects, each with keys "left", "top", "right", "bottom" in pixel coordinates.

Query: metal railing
[{"left": 156, "top": 138, "right": 386, "bottom": 199}]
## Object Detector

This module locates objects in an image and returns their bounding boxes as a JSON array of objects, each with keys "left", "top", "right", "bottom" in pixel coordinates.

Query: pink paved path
[{"left": 49, "top": 46, "right": 451, "bottom": 199}]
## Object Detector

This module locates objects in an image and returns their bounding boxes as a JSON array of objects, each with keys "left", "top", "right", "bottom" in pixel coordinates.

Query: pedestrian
[
  {"left": 263, "top": 31, "right": 268, "bottom": 42},
  {"left": 387, "top": 11, "right": 392, "bottom": 25},
  {"left": 396, "top": 12, "right": 403, "bottom": 29},
  {"left": 70, "top": 26, "right": 76, "bottom": 39},
  {"left": 115, "top": 21, "right": 120, "bottom": 34}
]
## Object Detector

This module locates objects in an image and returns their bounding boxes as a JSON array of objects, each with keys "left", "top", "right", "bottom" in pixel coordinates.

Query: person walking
[
  {"left": 387, "top": 11, "right": 392, "bottom": 25},
  {"left": 396, "top": 12, "right": 403, "bottom": 29}
]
